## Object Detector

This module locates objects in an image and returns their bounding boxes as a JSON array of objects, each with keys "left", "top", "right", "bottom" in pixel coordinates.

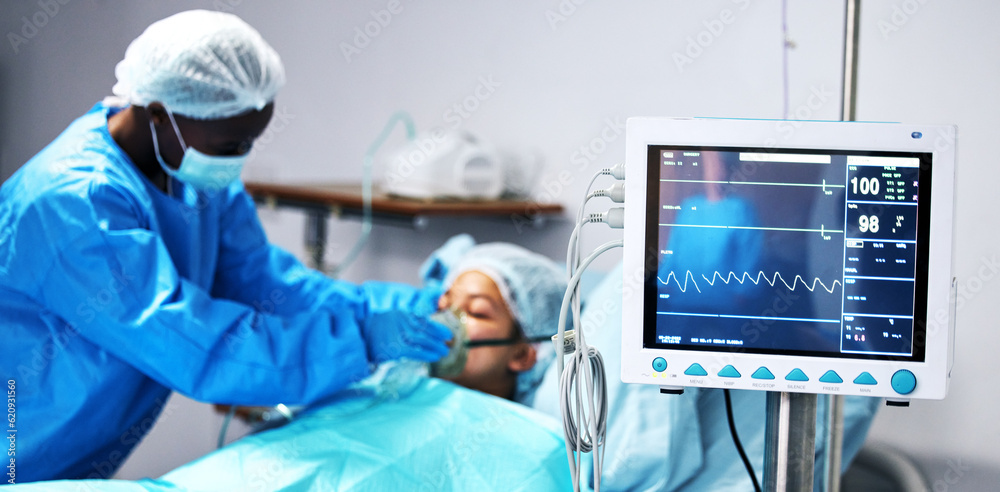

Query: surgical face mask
[{"left": 149, "top": 109, "right": 247, "bottom": 192}]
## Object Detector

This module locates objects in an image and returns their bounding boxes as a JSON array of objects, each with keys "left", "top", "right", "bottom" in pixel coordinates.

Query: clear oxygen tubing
[
  {"left": 330, "top": 111, "right": 417, "bottom": 278},
  {"left": 217, "top": 404, "right": 238, "bottom": 449}
]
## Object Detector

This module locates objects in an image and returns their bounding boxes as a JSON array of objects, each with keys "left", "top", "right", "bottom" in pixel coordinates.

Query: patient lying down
[{"left": 427, "top": 238, "right": 567, "bottom": 406}]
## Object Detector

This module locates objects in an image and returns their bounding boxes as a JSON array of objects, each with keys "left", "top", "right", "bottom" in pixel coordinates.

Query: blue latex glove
[
  {"left": 362, "top": 310, "right": 453, "bottom": 364},
  {"left": 412, "top": 285, "right": 445, "bottom": 316}
]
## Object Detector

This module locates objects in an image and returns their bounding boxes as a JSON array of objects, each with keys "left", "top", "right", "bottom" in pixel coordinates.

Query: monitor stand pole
[
  {"left": 763, "top": 391, "right": 817, "bottom": 491},
  {"left": 818, "top": 1, "right": 863, "bottom": 490}
]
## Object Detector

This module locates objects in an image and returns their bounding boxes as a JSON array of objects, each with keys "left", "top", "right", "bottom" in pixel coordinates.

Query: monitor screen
[
  {"left": 621, "top": 118, "right": 956, "bottom": 400},
  {"left": 644, "top": 146, "right": 930, "bottom": 361}
]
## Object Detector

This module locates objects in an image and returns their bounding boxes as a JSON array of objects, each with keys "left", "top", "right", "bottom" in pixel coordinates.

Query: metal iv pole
[
  {"left": 762, "top": 2, "right": 859, "bottom": 491},
  {"left": 763, "top": 392, "right": 818, "bottom": 490},
  {"left": 820, "top": 1, "right": 861, "bottom": 491}
]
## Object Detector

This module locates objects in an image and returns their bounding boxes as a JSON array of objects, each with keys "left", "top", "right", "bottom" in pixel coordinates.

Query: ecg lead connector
[
  {"left": 590, "top": 182, "right": 625, "bottom": 203},
  {"left": 588, "top": 207, "right": 625, "bottom": 228}
]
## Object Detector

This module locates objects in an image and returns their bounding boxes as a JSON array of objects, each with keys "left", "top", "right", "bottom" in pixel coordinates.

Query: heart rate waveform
[{"left": 658, "top": 270, "right": 842, "bottom": 294}]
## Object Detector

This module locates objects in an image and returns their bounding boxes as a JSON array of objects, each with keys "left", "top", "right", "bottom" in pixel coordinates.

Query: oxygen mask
[{"left": 428, "top": 307, "right": 470, "bottom": 378}]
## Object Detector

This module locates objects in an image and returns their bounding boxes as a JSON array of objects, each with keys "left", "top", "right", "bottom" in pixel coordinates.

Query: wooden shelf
[
  {"left": 244, "top": 181, "right": 563, "bottom": 222},
  {"left": 243, "top": 181, "right": 564, "bottom": 269}
]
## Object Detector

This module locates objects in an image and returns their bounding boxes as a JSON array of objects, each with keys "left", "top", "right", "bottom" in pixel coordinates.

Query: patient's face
[{"left": 437, "top": 271, "right": 528, "bottom": 398}]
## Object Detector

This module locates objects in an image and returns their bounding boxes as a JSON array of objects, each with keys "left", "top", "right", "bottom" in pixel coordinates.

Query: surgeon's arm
[
  {"left": 33, "top": 183, "right": 370, "bottom": 406},
  {"left": 210, "top": 184, "right": 438, "bottom": 318}
]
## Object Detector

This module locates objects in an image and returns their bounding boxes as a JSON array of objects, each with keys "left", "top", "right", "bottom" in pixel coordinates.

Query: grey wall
[{"left": 2, "top": 1, "right": 997, "bottom": 488}]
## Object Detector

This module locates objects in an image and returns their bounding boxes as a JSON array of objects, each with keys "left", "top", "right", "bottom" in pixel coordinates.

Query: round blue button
[
  {"left": 890, "top": 369, "right": 917, "bottom": 395},
  {"left": 652, "top": 357, "right": 668, "bottom": 372}
]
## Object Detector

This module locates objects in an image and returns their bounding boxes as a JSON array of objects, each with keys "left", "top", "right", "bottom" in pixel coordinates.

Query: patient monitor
[{"left": 621, "top": 117, "right": 956, "bottom": 401}]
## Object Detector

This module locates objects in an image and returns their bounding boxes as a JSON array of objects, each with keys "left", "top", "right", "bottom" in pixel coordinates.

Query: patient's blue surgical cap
[
  {"left": 112, "top": 10, "right": 285, "bottom": 120},
  {"left": 422, "top": 235, "right": 568, "bottom": 405}
]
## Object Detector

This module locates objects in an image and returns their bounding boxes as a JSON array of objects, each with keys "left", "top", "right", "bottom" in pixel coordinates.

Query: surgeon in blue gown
[{"left": 0, "top": 10, "right": 451, "bottom": 482}]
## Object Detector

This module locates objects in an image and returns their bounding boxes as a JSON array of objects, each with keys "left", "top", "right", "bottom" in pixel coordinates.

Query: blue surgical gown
[{"left": 0, "top": 103, "right": 426, "bottom": 481}]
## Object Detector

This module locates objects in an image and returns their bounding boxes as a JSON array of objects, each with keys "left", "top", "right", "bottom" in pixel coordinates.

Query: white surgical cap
[
  {"left": 423, "top": 235, "right": 568, "bottom": 405},
  {"left": 112, "top": 10, "right": 285, "bottom": 120}
]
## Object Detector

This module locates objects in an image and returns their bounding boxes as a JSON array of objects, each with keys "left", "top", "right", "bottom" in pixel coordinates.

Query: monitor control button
[
  {"left": 751, "top": 367, "right": 775, "bottom": 380},
  {"left": 785, "top": 368, "right": 809, "bottom": 381},
  {"left": 684, "top": 363, "right": 708, "bottom": 376},
  {"left": 891, "top": 370, "right": 917, "bottom": 395},
  {"left": 652, "top": 357, "right": 668, "bottom": 372},
  {"left": 819, "top": 370, "right": 843, "bottom": 384},
  {"left": 853, "top": 372, "right": 878, "bottom": 385},
  {"left": 718, "top": 365, "right": 741, "bottom": 378}
]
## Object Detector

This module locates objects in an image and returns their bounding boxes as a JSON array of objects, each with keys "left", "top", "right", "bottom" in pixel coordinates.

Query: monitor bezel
[{"left": 621, "top": 117, "right": 956, "bottom": 400}]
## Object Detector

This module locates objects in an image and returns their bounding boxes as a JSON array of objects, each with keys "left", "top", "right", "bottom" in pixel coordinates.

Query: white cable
[
  {"left": 588, "top": 182, "right": 625, "bottom": 203},
  {"left": 603, "top": 163, "right": 626, "bottom": 180},
  {"left": 569, "top": 169, "right": 625, "bottom": 338},
  {"left": 556, "top": 239, "right": 622, "bottom": 492},
  {"left": 568, "top": 173, "right": 606, "bottom": 281},
  {"left": 558, "top": 164, "right": 626, "bottom": 491},
  {"left": 562, "top": 346, "right": 607, "bottom": 489},
  {"left": 566, "top": 172, "right": 605, "bottom": 348},
  {"left": 587, "top": 208, "right": 625, "bottom": 229}
]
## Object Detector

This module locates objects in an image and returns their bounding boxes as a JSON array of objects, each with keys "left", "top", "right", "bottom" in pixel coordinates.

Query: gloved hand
[
  {"left": 411, "top": 285, "right": 445, "bottom": 317},
  {"left": 357, "top": 282, "right": 444, "bottom": 316},
  {"left": 362, "top": 310, "right": 453, "bottom": 364}
]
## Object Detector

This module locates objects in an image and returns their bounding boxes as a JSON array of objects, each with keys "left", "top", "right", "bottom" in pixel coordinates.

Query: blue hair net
[
  {"left": 112, "top": 10, "right": 285, "bottom": 120},
  {"left": 422, "top": 235, "right": 567, "bottom": 405}
]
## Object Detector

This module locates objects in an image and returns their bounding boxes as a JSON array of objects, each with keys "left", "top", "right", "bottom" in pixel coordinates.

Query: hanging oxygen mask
[{"left": 428, "top": 307, "right": 470, "bottom": 378}]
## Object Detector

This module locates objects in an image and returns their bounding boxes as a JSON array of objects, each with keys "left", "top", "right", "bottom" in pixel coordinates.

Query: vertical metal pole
[
  {"left": 764, "top": 392, "right": 818, "bottom": 492},
  {"left": 823, "top": 395, "right": 846, "bottom": 491},
  {"left": 821, "top": 2, "right": 861, "bottom": 491},
  {"left": 304, "top": 210, "right": 328, "bottom": 271},
  {"left": 841, "top": 0, "right": 861, "bottom": 122}
]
